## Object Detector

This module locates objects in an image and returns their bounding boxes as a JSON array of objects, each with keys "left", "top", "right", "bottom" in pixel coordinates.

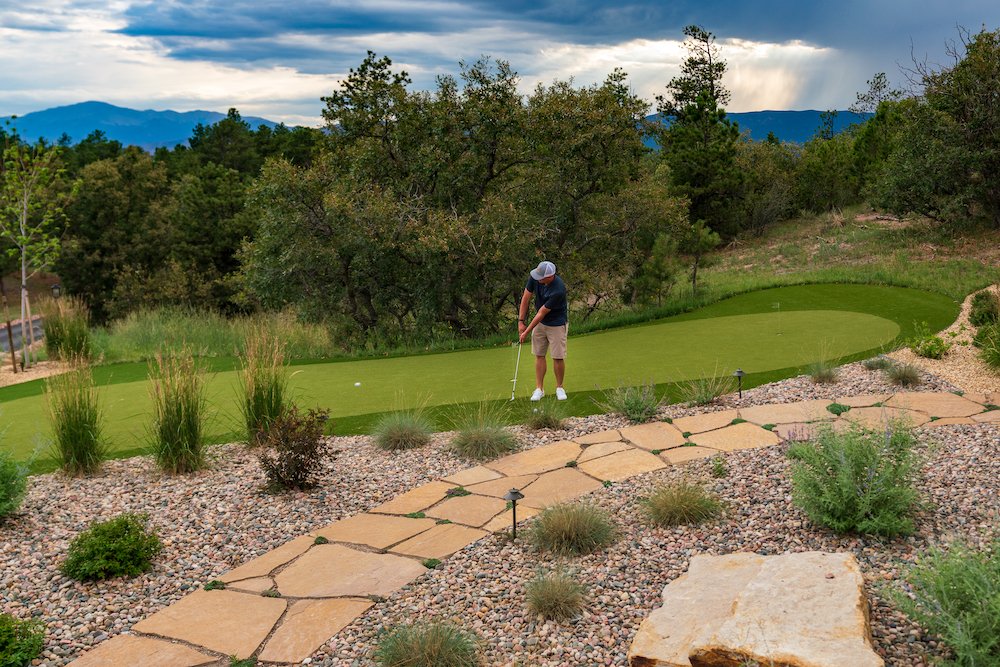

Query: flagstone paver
[
  {"left": 466, "top": 474, "right": 539, "bottom": 498},
  {"left": 972, "top": 409, "right": 1000, "bottom": 423},
  {"left": 67, "top": 635, "right": 216, "bottom": 667},
  {"left": 578, "top": 448, "right": 667, "bottom": 482},
  {"left": 391, "top": 524, "right": 488, "bottom": 559},
  {"left": 577, "top": 440, "right": 634, "bottom": 462},
  {"left": 774, "top": 420, "right": 849, "bottom": 442},
  {"left": 926, "top": 417, "right": 976, "bottom": 426},
  {"left": 274, "top": 544, "right": 426, "bottom": 598},
  {"left": 620, "top": 422, "right": 687, "bottom": 450},
  {"left": 481, "top": 506, "right": 541, "bottom": 532},
  {"left": 835, "top": 393, "right": 893, "bottom": 408},
  {"left": 370, "top": 480, "right": 453, "bottom": 515},
  {"left": 886, "top": 391, "right": 986, "bottom": 418},
  {"left": 443, "top": 465, "right": 503, "bottom": 486},
  {"left": 226, "top": 576, "right": 275, "bottom": 593},
  {"left": 738, "top": 399, "right": 834, "bottom": 425},
  {"left": 257, "top": 598, "right": 373, "bottom": 664},
  {"left": 312, "top": 514, "right": 437, "bottom": 549},
  {"left": 844, "top": 406, "right": 930, "bottom": 429},
  {"left": 489, "top": 440, "right": 583, "bottom": 475},
  {"left": 132, "top": 590, "right": 286, "bottom": 659},
  {"left": 425, "top": 494, "right": 507, "bottom": 527},
  {"left": 672, "top": 409, "right": 740, "bottom": 435},
  {"left": 218, "top": 535, "right": 314, "bottom": 583},
  {"left": 519, "top": 467, "right": 605, "bottom": 509},
  {"left": 575, "top": 429, "right": 622, "bottom": 445},
  {"left": 689, "top": 422, "right": 782, "bottom": 452},
  {"left": 661, "top": 445, "right": 717, "bottom": 464}
]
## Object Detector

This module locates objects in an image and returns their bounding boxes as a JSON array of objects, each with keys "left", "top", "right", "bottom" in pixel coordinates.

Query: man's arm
[
  {"left": 520, "top": 305, "right": 550, "bottom": 342},
  {"left": 517, "top": 289, "right": 532, "bottom": 336}
]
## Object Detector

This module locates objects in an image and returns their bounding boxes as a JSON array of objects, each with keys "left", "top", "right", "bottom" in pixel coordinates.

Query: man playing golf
[{"left": 518, "top": 261, "right": 568, "bottom": 401}]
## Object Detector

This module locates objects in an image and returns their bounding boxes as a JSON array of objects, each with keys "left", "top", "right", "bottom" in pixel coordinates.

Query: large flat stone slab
[
  {"left": 844, "top": 406, "right": 930, "bottom": 429},
  {"left": 313, "top": 514, "right": 437, "bottom": 549},
  {"left": 391, "top": 523, "right": 488, "bottom": 559},
  {"left": 370, "top": 480, "right": 453, "bottom": 515},
  {"left": 482, "top": 505, "right": 541, "bottom": 532},
  {"left": 578, "top": 448, "right": 666, "bottom": 482},
  {"left": 520, "top": 467, "right": 604, "bottom": 509},
  {"left": 672, "top": 409, "right": 740, "bottom": 435},
  {"left": 578, "top": 440, "right": 634, "bottom": 463},
  {"left": 133, "top": 590, "right": 285, "bottom": 659},
  {"left": 972, "top": 409, "right": 1000, "bottom": 423},
  {"left": 661, "top": 445, "right": 717, "bottom": 464},
  {"left": 425, "top": 494, "right": 507, "bottom": 527},
  {"left": 575, "top": 429, "right": 622, "bottom": 445},
  {"left": 466, "top": 474, "right": 538, "bottom": 498},
  {"left": 629, "top": 552, "right": 883, "bottom": 667},
  {"left": 835, "top": 394, "right": 892, "bottom": 408},
  {"left": 620, "top": 422, "right": 686, "bottom": 450},
  {"left": 488, "top": 440, "right": 583, "bottom": 476},
  {"left": 68, "top": 635, "right": 215, "bottom": 667},
  {"left": 218, "top": 535, "right": 314, "bottom": 583},
  {"left": 688, "top": 422, "right": 781, "bottom": 452},
  {"left": 926, "top": 417, "right": 975, "bottom": 426},
  {"left": 226, "top": 576, "right": 275, "bottom": 593},
  {"left": 258, "top": 598, "right": 373, "bottom": 664},
  {"left": 443, "top": 465, "right": 503, "bottom": 486},
  {"left": 738, "top": 399, "right": 834, "bottom": 425},
  {"left": 885, "top": 391, "right": 985, "bottom": 418},
  {"left": 274, "top": 544, "right": 426, "bottom": 598}
]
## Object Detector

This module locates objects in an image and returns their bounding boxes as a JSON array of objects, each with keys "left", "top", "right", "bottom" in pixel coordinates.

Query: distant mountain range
[{"left": 2, "top": 101, "right": 871, "bottom": 151}]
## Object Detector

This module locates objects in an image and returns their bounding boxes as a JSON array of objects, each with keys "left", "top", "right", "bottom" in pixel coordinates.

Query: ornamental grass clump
[
  {"left": 896, "top": 540, "right": 1000, "bottom": 666},
  {"left": 595, "top": 381, "right": 662, "bottom": 422},
  {"left": 450, "top": 402, "right": 518, "bottom": 460},
  {"left": 862, "top": 355, "right": 893, "bottom": 371},
  {"left": 254, "top": 406, "right": 329, "bottom": 490},
  {"left": 41, "top": 296, "right": 92, "bottom": 361},
  {"left": 372, "top": 410, "right": 433, "bottom": 451},
  {"left": 787, "top": 422, "right": 921, "bottom": 536},
  {"left": 239, "top": 329, "right": 288, "bottom": 446},
  {"left": 0, "top": 612, "right": 45, "bottom": 667},
  {"left": 976, "top": 323, "right": 1000, "bottom": 370},
  {"left": 886, "top": 362, "right": 922, "bottom": 387},
  {"left": 679, "top": 374, "right": 734, "bottom": 407},
  {"left": 47, "top": 362, "right": 105, "bottom": 475},
  {"left": 528, "top": 502, "right": 617, "bottom": 556},
  {"left": 524, "top": 401, "right": 566, "bottom": 430},
  {"left": 61, "top": 513, "right": 162, "bottom": 581},
  {"left": 374, "top": 621, "right": 482, "bottom": 667},
  {"left": 643, "top": 480, "right": 724, "bottom": 527},
  {"left": 0, "top": 451, "right": 27, "bottom": 521},
  {"left": 149, "top": 350, "right": 206, "bottom": 473},
  {"left": 808, "top": 360, "right": 838, "bottom": 384},
  {"left": 525, "top": 569, "right": 587, "bottom": 622},
  {"left": 969, "top": 290, "right": 1000, "bottom": 327}
]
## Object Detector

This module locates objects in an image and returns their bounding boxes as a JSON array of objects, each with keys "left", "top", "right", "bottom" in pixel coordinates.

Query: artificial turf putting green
[{"left": 0, "top": 283, "right": 958, "bottom": 468}]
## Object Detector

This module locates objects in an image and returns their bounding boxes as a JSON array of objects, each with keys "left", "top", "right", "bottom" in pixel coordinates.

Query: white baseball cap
[{"left": 530, "top": 261, "right": 556, "bottom": 280}]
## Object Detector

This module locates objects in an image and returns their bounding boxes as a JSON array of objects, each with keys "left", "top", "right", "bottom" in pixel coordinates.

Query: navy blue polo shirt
[{"left": 526, "top": 275, "right": 568, "bottom": 326}]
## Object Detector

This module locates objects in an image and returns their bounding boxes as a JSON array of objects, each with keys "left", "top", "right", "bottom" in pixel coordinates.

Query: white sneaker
[
  {"left": 555, "top": 387, "right": 568, "bottom": 400},
  {"left": 530, "top": 388, "right": 545, "bottom": 401}
]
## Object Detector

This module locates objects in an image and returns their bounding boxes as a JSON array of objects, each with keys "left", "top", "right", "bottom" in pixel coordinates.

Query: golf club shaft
[{"left": 510, "top": 341, "right": 522, "bottom": 400}]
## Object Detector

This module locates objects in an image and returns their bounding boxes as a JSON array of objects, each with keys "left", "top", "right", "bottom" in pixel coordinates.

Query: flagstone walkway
[{"left": 68, "top": 391, "right": 999, "bottom": 666}]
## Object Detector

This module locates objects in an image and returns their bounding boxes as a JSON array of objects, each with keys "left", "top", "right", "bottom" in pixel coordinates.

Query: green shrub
[
  {"left": 679, "top": 374, "right": 734, "bottom": 407},
  {"left": 450, "top": 402, "right": 518, "bottom": 460},
  {"left": 787, "top": 423, "right": 920, "bottom": 536},
  {"left": 885, "top": 362, "right": 922, "bottom": 387},
  {"left": 525, "top": 569, "right": 586, "bottom": 622},
  {"left": 909, "top": 322, "right": 951, "bottom": 359},
  {"left": 808, "top": 360, "right": 838, "bottom": 384},
  {"left": 594, "top": 381, "right": 662, "bottom": 422},
  {"left": 969, "top": 290, "right": 1000, "bottom": 328},
  {"left": 0, "top": 452, "right": 27, "bottom": 521},
  {"left": 524, "top": 401, "right": 566, "bottom": 430},
  {"left": 239, "top": 329, "right": 288, "bottom": 446},
  {"left": 47, "top": 364, "right": 105, "bottom": 475},
  {"left": 710, "top": 456, "right": 728, "bottom": 478},
  {"left": 61, "top": 513, "right": 162, "bottom": 581},
  {"left": 372, "top": 410, "right": 433, "bottom": 451},
  {"left": 528, "top": 503, "right": 616, "bottom": 556},
  {"left": 862, "top": 355, "right": 893, "bottom": 371},
  {"left": 642, "top": 480, "right": 724, "bottom": 527},
  {"left": 896, "top": 540, "right": 1000, "bottom": 666},
  {"left": 976, "top": 323, "right": 1000, "bottom": 370},
  {"left": 826, "top": 402, "right": 851, "bottom": 416},
  {"left": 374, "top": 621, "right": 481, "bottom": 667},
  {"left": 0, "top": 613, "right": 45, "bottom": 667},
  {"left": 149, "top": 351, "right": 206, "bottom": 473},
  {"left": 42, "top": 296, "right": 92, "bottom": 361},
  {"left": 254, "top": 406, "right": 329, "bottom": 490}
]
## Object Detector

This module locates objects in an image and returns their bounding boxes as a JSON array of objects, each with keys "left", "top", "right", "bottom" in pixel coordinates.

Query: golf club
[{"left": 510, "top": 340, "right": 522, "bottom": 401}]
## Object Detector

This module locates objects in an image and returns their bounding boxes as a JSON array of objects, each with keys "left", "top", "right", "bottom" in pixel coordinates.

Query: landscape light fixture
[
  {"left": 733, "top": 368, "right": 746, "bottom": 399},
  {"left": 50, "top": 283, "right": 62, "bottom": 299},
  {"left": 503, "top": 488, "right": 525, "bottom": 539}
]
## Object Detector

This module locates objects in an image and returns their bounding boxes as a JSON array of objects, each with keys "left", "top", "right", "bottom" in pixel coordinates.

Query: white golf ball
[
  {"left": 533, "top": 408, "right": 538, "bottom": 413},
  {"left": 354, "top": 382, "right": 361, "bottom": 387}
]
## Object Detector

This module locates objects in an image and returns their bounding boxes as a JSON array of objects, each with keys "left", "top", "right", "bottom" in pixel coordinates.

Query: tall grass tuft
[
  {"left": 524, "top": 401, "right": 566, "bottom": 430},
  {"left": 643, "top": 480, "right": 724, "bottom": 527},
  {"left": 525, "top": 569, "right": 587, "bottom": 622},
  {"left": 976, "top": 323, "right": 1000, "bottom": 370},
  {"left": 679, "top": 374, "right": 735, "bottom": 406},
  {"left": 885, "top": 362, "right": 922, "bottom": 387},
  {"left": 450, "top": 402, "right": 518, "bottom": 460},
  {"left": 808, "top": 360, "right": 838, "bottom": 384},
  {"left": 374, "top": 621, "right": 482, "bottom": 667},
  {"left": 47, "top": 362, "right": 105, "bottom": 475},
  {"left": 41, "top": 296, "right": 92, "bottom": 360},
  {"left": 239, "top": 329, "right": 288, "bottom": 446},
  {"left": 149, "top": 350, "right": 207, "bottom": 473},
  {"left": 528, "top": 502, "right": 617, "bottom": 556},
  {"left": 0, "top": 450, "right": 28, "bottom": 520},
  {"left": 862, "top": 355, "right": 893, "bottom": 371},
  {"left": 595, "top": 381, "right": 662, "bottom": 422},
  {"left": 372, "top": 410, "right": 434, "bottom": 451},
  {"left": 969, "top": 290, "right": 1000, "bottom": 327}
]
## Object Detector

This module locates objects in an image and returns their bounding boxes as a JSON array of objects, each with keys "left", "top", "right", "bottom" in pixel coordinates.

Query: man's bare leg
[
  {"left": 535, "top": 355, "right": 547, "bottom": 389},
  {"left": 553, "top": 358, "right": 565, "bottom": 388}
]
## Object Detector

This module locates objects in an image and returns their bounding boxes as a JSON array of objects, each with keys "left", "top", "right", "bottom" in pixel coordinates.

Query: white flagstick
[{"left": 510, "top": 341, "right": 522, "bottom": 401}]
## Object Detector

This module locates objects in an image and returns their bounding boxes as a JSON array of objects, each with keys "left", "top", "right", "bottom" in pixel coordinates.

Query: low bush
[
  {"left": 885, "top": 362, "right": 922, "bottom": 387},
  {"left": 787, "top": 422, "right": 921, "bottom": 536},
  {"left": 909, "top": 322, "right": 951, "bottom": 359},
  {"left": 239, "top": 329, "right": 288, "bottom": 446},
  {"left": 0, "top": 452, "right": 27, "bottom": 521},
  {"left": 374, "top": 621, "right": 481, "bottom": 667},
  {"left": 679, "top": 374, "right": 734, "bottom": 407},
  {"left": 42, "top": 296, "right": 92, "bottom": 361},
  {"left": 0, "top": 612, "right": 45, "bottom": 667},
  {"left": 450, "top": 402, "right": 518, "bottom": 460},
  {"left": 47, "top": 363, "right": 105, "bottom": 475},
  {"left": 896, "top": 540, "right": 1000, "bottom": 666},
  {"left": 969, "top": 290, "right": 1000, "bottom": 327},
  {"left": 808, "top": 360, "right": 838, "bottom": 384},
  {"left": 524, "top": 401, "right": 566, "bottom": 430},
  {"left": 61, "top": 513, "right": 163, "bottom": 581},
  {"left": 372, "top": 410, "right": 433, "bottom": 451},
  {"left": 643, "top": 480, "right": 724, "bottom": 527},
  {"left": 595, "top": 381, "right": 662, "bottom": 422},
  {"left": 149, "top": 351, "right": 206, "bottom": 473},
  {"left": 525, "top": 569, "right": 587, "bottom": 622},
  {"left": 862, "top": 355, "right": 893, "bottom": 371},
  {"left": 528, "top": 502, "right": 617, "bottom": 556},
  {"left": 254, "top": 406, "right": 329, "bottom": 490}
]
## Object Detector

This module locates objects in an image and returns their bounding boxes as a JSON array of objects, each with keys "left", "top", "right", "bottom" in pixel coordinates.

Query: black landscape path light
[
  {"left": 50, "top": 283, "right": 62, "bottom": 299},
  {"left": 733, "top": 368, "right": 746, "bottom": 399},
  {"left": 503, "top": 488, "right": 525, "bottom": 540}
]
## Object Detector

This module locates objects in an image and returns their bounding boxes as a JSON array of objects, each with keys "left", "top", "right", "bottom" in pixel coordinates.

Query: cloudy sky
[{"left": 2, "top": 1, "right": 999, "bottom": 125}]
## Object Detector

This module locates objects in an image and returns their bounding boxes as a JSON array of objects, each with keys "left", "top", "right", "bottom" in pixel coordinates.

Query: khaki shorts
[{"left": 532, "top": 323, "right": 568, "bottom": 359}]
